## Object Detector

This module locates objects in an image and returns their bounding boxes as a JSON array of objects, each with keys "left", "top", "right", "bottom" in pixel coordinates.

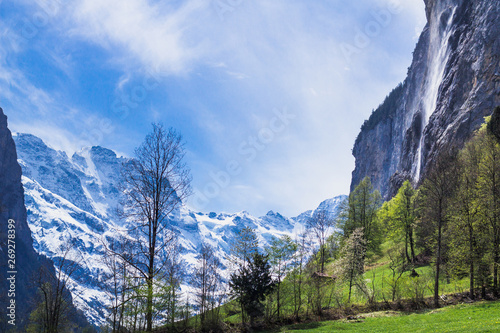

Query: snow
[{"left": 14, "top": 133, "right": 346, "bottom": 327}]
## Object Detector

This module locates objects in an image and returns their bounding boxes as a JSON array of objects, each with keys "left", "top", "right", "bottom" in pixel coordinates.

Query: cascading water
[{"left": 413, "top": 4, "right": 457, "bottom": 181}]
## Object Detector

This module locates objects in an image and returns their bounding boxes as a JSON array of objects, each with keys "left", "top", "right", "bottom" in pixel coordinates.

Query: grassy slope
[
  {"left": 266, "top": 301, "right": 500, "bottom": 332},
  {"left": 221, "top": 241, "right": 472, "bottom": 330},
  {"left": 328, "top": 241, "right": 469, "bottom": 304}
]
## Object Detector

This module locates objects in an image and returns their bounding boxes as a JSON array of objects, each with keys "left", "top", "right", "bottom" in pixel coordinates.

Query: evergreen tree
[
  {"left": 229, "top": 253, "right": 274, "bottom": 326},
  {"left": 230, "top": 226, "right": 259, "bottom": 268}
]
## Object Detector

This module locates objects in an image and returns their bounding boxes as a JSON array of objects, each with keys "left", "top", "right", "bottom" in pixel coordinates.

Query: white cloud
[
  {"left": 67, "top": 0, "right": 208, "bottom": 75},
  {"left": 2, "top": 0, "right": 426, "bottom": 216}
]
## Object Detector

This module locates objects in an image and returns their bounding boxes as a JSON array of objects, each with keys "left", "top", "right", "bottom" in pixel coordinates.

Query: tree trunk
[
  {"left": 146, "top": 276, "right": 153, "bottom": 332},
  {"left": 469, "top": 224, "right": 475, "bottom": 300},
  {"left": 434, "top": 216, "right": 442, "bottom": 308},
  {"left": 409, "top": 228, "right": 416, "bottom": 264},
  {"left": 494, "top": 241, "right": 499, "bottom": 296}
]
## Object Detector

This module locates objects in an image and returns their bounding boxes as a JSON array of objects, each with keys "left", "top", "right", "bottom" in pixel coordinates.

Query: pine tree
[{"left": 229, "top": 253, "right": 274, "bottom": 326}]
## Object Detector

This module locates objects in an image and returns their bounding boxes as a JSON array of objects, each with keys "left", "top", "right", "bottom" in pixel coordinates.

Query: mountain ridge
[{"left": 13, "top": 132, "right": 346, "bottom": 326}]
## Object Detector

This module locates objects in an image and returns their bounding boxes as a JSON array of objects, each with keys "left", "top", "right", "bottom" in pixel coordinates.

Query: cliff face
[
  {"left": 0, "top": 108, "right": 86, "bottom": 330},
  {"left": 352, "top": 0, "right": 500, "bottom": 198}
]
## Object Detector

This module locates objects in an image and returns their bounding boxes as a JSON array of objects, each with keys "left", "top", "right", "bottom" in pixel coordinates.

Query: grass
[
  {"left": 317, "top": 243, "right": 469, "bottom": 306},
  {"left": 217, "top": 241, "right": 473, "bottom": 331},
  {"left": 264, "top": 301, "right": 500, "bottom": 332}
]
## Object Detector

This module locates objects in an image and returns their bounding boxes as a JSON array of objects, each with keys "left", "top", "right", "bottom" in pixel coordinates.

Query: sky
[{"left": 0, "top": 0, "right": 426, "bottom": 217}]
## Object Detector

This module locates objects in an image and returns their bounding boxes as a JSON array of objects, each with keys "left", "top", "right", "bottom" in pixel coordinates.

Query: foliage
[
  {"left": 265, "top": 235, "right": 297, "bottom": 320},
  {"left": 229, "top": 252, "right": 275, "bottom": 324},
  {"left": 337, "top": 228, "right": 367, "bottom": 303},
  {"left": 378, "top": 181, "right": 417, "bottom": 265},
  {"left": 340, "top": 176, "right": 382, "bottom": 254},
  {"left": 355, "top": 83, "right": 404, "bottom": 145}
]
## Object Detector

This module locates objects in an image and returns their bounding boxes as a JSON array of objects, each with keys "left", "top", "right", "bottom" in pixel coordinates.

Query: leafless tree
[
  {"left": 192, "top": 243, "right": 223, "bottom": 331},
  {"left": 28, "top": 244, "right": 82, "bottom": 333},
  {"left": 118, "top": 124, "right": 192, "bottom": 332},
  {"left": 307, "top": 210, "right": 334, "bottom": 273}
]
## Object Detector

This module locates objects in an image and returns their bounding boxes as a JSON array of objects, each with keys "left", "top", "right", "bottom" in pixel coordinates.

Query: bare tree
[
  {"left": 192, "top": 243, "right": 223, "bottom": 331},
  {"left": 307, "top": 210, "right": 334, "bottom": 273},
  {"left": 28, "top": 244, "right": 82, "bottom": 333},
  {"left": 119, "top": 124, "right": 192, "bottom": 332},
  {"left": 290, "top": 232, "right": 310, "bottom": 321}
]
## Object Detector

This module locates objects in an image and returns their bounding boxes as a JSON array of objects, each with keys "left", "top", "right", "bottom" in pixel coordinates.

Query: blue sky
[{"left": 0, "top": 0, "right": 425, "bottom": 217}]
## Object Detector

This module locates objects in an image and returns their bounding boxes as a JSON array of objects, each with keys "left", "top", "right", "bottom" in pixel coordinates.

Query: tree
[
  {"left": 341, "top": 177, "right": 382, "bottom": 254},
  {"left": 192, "top": 243, "right": 223, "bottom": 330},
  {"left": 290, "top": 232, "right": 310, "bottom": 320},
  {"left": 229, "top": 226, "right": 259, "bottom": 268},
  {"left": 418, "top": 149, "right": 458, "bottom": 307},
  {"left": 119, "top": 124, "right": 192, "bottom": 332},
  {"left": 265, "top": 235, "right": 297, "bottom": 320},
  {"left": 229, "top": 253, "right": 274, "bottom": 326},
  {"left": 450, "top": 135, "right": 482, "bottom": 299},
  {"left": 378, "top": 181, "right": 417, "bottom": 265},
  {"left": 28, "top": 245, "right": 82, "bottom": 333},
  {"left": 477, "top": 122, "right": 500, "bottom": 295},
  {"left": 307, "top": 210, "right": 334, "bottom": 273},
  {"left": 384, "top": 245, "right": 408, "bottom": 302},
  {"left": 101, "top": 239, "right": 128, "bottom": 332},
  {"left": 337, "top": 228, "right": 367, "bottom": 303}
]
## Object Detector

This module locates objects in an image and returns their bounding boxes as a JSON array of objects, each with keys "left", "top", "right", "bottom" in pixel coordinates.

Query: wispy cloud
[
  {"left": 0, "top": 0, "right": 426, "bottom": 216},
  {"left": 66, "top": 0, "right": 208, "bottom": 75}
]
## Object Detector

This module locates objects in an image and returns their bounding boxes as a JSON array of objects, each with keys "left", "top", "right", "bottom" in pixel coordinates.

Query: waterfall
[{"left": 414, "top": 5, "right": 457, "bottom": 181}]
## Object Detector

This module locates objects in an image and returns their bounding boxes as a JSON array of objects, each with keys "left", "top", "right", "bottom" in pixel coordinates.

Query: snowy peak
[{"left": 14, "top": 133, "right": 346, "bottom": 326}]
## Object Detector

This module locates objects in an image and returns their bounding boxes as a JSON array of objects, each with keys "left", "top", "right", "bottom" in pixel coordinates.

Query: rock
[
  {"left": 0, "top": 108, "right": 87, "bottom": 329},
  {"left": 352, "top": 0, "right": 500, "bottom": 199}
]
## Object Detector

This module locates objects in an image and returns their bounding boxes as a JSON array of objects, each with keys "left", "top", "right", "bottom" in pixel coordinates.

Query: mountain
[
  {"left": 13, "top": 132, "right": 346, "bottom": 327},
  {"left": 352, "top": 0, "right": 500, "bottom": 198},
  {"left": 0, "top": 109, "right": 88, "bottom": 330}
]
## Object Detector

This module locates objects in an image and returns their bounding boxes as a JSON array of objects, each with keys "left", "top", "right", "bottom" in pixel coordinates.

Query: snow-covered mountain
[{"left": 13, "top": 133, "right": 345, "bottom": 326}]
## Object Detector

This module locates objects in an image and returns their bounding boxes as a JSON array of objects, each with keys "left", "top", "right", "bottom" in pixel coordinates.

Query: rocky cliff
[
  {"left": 0, "top": 108, "right": 52, "bottom": 329},
  {"left": 351, "top": 0, "right": 500, "bottom": 198},
  {"left": 0, "top": 108, "right": 88, "bottom": 330}
]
